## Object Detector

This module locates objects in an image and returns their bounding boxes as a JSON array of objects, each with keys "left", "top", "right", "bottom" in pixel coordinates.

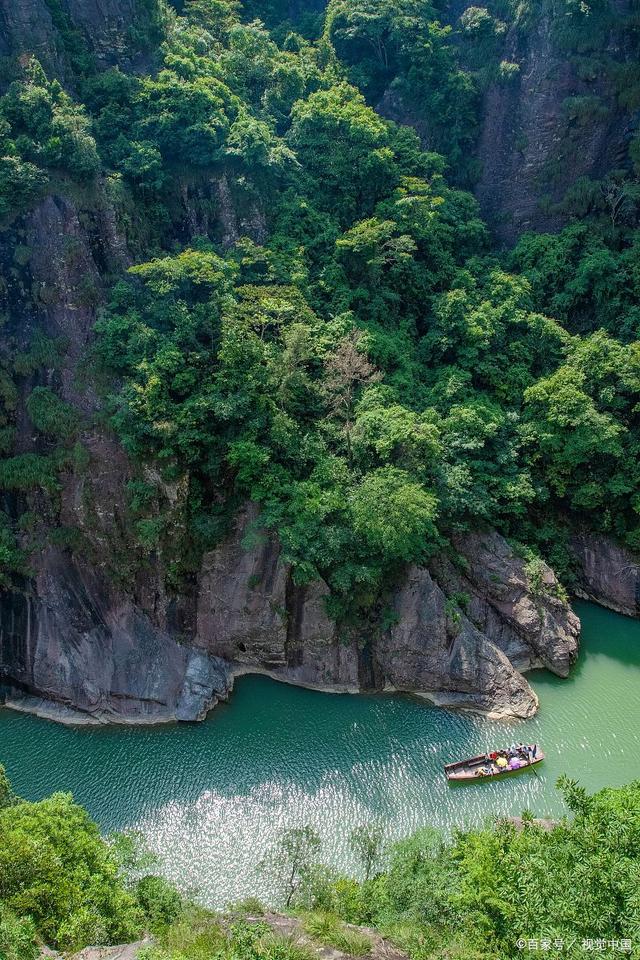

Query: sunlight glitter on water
[{"left": 1, "top": 601, "right": 640, "bottom": 906}]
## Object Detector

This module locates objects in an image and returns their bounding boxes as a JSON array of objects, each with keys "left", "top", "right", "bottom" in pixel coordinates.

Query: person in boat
[{"left": 476, "top": 764, "right": 493, "bottom": 777}]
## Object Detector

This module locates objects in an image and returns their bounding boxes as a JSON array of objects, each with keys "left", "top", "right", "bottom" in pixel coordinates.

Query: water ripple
[{"left": 1, "top": 602, "right": 640, "bottom": 906}]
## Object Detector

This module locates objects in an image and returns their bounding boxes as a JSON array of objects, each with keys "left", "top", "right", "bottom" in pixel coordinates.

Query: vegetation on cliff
[
  {"left": 0, "top": 4, "right": 638, "bottom": 957},
  {"left": 0, "top": 0, "right": 638, "bottom": 609}
]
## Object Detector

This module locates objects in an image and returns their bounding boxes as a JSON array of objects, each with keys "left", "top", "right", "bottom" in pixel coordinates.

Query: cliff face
[
  {"left": 0, "top": 177, "right": 633, "bottom": 727},
  {"left": 0, "top": 177, "right": 582, "bottom": 726},
  {"left": 0, "top": 0, "right": 637, "bottom": 727},
  {"left": 374, "top": 0, "right": 638, "bottom": 244},
  {"left": 570, "top": 531, "right": 640, "bottom": 618},
  {"left": 0, "top": 0, "right": 163, "bottom": 80},
  {"left": 0, "top": 0, "right": 62, "bottom": 77},
  {"left": 1, "top": 462, "right": 580, "bottom": 722},
  {"left": 473, "top": 0, "right": 636, "bottom": 243}
]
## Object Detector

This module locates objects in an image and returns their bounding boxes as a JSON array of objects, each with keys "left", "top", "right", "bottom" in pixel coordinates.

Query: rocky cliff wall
[
  {"left": 473, "top": 0, "right": 636, "bottom": 244},
  {"left": 0, "top": 177, "right": 622, "bottom": 729},
  {"left": 0, "top": 546, "right": 231, "bottom": 723},
  {"left": 0, "top": 0, "right": 637, "bottom": 727},
  {"left": 0, "top": 0, "right": 163, "bottom": 81},
  {"left": 570, "top": 531, "right": 640, "bottom": 618},
  {"left": 0, "top": 0, "right": 63, "bottom": 77},
  {"left": 375, "top": 0, "right": 638, "bottom": 244},
  {"left": 1, "top": 484, "right": 581, "bottom": 722}
]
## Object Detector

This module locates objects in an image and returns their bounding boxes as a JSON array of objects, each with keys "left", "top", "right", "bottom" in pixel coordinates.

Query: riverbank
[
  {"left": 41, "top": 914, "right": 408, "bottom": 960},
  {"left": 1, "top": 601, "right": 639, "bottom": 906},
  {"left": 1, "top": 657, "right": 536, "bottom": 728}
]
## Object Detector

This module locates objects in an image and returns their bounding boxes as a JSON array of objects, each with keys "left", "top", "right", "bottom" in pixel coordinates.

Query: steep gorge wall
[
  {"left": 0, "top": 0, "right": 636, "bottom": 726},
  {"left": 0, "top": 176, "right": 582, "bottom": 725},
  {"left": 1, "top": 0, "right": 636, "bottom": 240},
  {"left": 473, "top": 0, "right": 637, "bottom": 243},
  {"left": 0, "top": 0, "right": 163, "bottom": 79},
  {"left": 373, "top": 0, "right": 639, "bottom": 244},
  {"left": 1, "top": 490, "right": 581, "bottom": 723}
]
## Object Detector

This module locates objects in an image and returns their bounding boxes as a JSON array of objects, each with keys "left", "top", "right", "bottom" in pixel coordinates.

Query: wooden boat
[{"left": 444, "top": 749, "right": 545, "bottom": 782}]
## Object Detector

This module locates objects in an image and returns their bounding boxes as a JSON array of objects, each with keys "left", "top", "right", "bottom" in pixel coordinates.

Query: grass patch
[
  {"left": 227, "top": 896, "right": 266, "bottom": 916},
  {"left": 141, "top": 912, "right": 316, "bottom": 960},
  {"left": 302, "top": 911, "right": 372, "bottom": 956}
]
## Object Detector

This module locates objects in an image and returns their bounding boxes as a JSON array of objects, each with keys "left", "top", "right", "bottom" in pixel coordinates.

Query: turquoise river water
[{"left": 1, "top": 601, "right": 639, "bottom": 905}]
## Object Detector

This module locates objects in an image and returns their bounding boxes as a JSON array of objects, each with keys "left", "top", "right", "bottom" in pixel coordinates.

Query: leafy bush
[
  {"left": 0, "top": 454, "right": 59, "bottom": 493},
  {"left": 26, "top": 387, "right": 79, "bottom": 441},
  {"left": 0, "top": 513, "right": 27, "bottom": 588},
  {"left": 0, "top": 790, "right": 143, "bottom": 951},
  {"left": 304, "top": 780, "right": 640, "bottom": 960},
  {"left": 0, "top": 58, "right": 99, "bottom": 218},
  {"left": 0, "top": 904, "right": 37, "bottom": 960},
  {"left": 135, "top": 876, "right": 183, "bottom": 933}
]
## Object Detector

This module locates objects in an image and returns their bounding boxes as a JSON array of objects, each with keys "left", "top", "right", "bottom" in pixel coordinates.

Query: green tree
[
  {"left": 349, "top": 824, "right": 385, "bottom": 881},
  {"left": 0, "top": 905, "right": 37, "bottom": 960},
  {"left": 350, "top": 466, "right": 439, "bottom": 562},
  {"left": 0, "top": 765, "right": 16, "bottom": 809},
  {"left": 288, "top": 84, "right": 399, "bottom": 223},
  {"left": 262, "top": 826, "right": 322, "bottom": 907},
  {"left": 0, "top": 792, "right": 143, "bottom": 950}
]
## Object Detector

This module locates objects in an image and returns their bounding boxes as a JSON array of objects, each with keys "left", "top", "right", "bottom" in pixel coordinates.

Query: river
[{"left": 1, "top": 601, "right": 639, "bottom": 905}]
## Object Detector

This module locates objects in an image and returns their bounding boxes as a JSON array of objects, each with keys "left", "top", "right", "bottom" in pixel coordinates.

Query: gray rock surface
[
  {"left": 0, "top": 547, "right": 230, "bottom": 723},
  {"left": 378, "top": 566, "right": 538, "bottom": 719},
  {"left": 0, "top": 0, "right": 161, "bottom": 79},
  {"left": 196, "top": 514, "right": 566, "bottom": 719},
  {"left": 375, "top": 0, "right": 637, "bottom": 244},
  {"left": 472, "top": 0, "right": 633, "bottom": 243},
  {"left": 430, "top": 532, "right": 580, "bottom": 677},
  {"left": 0, "top": 0, "right": 62, "bottom": 78},
  {"left": 196, "top": 506, "right": 360, "bottom": 691},
  {"left": 3, "top": 502, "right": 582, "bottom": 723},
  {"left": 570, "top": 532, "right": 640, "bottom": 617},
  {"left": 197, "top": 505, "right": 289, "bottom": 669},
  {"left": 41, "top": 941, "right": 150, "bottom": 960}
]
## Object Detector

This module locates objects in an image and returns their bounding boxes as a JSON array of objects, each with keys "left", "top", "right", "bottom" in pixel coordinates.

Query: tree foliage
[
  {"left": 303, "top": 780, "right": 640, "bottom": 960},
  {"left": 0, "top": 0, "right": 638, "bottom": 612}
]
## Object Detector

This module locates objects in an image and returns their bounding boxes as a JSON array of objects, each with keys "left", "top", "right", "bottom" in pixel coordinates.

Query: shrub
[
  {"left": 26, "top": 387, "right": 79, "bottom": 441},
  {"left": 0, "top": 905, "right": 37, "bottom": 960},
  {"left": 0, "top": 454, "right": 59, "bottom": 493},
  {"left": 135, "top": 876, "right": 183, "bottom": 932},
  {"left": 0, "top": 789, "right": 143, "bottom": 950},
  {"left": 302, "top": 912, "right": 372, "bottom": 956}
]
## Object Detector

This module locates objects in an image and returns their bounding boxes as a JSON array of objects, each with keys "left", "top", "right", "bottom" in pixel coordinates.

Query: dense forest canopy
[{"left": 0, "top": 0, "right": 639, "bottom": 615}]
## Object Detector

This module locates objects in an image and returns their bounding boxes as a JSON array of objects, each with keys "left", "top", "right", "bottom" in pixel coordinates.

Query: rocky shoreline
[
  {"left": 3, "top": 477, "right": 640, "bottom": 728},
  {"left": 9, "top": 502, "right": 627, "bottom": 728}
]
